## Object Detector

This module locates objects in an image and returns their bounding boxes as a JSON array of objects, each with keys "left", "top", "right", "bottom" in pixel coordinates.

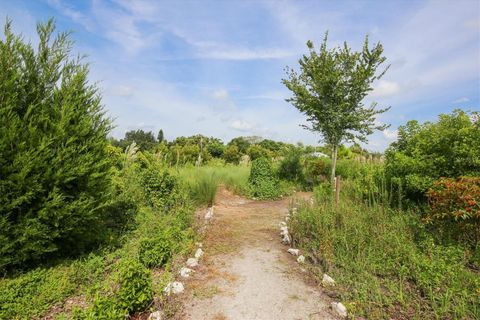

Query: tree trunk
[{"left": 331, "top": 144, "right": 338, "bottom": 188}]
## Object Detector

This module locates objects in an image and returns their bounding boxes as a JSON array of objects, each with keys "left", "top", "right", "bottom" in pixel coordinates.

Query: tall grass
[
  {"left": 174, "top": 164, "right": 250, "bottom": 206},
  {"left": 289, "top": 179, "right": 480, "bottom": 319}
]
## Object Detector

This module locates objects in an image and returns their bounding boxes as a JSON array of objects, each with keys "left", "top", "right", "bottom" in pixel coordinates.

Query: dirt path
[{"left": 179, "top": 187, "right": 336, "bottom": 320}]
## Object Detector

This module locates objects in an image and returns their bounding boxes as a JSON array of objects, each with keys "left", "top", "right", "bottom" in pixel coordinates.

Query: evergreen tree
[
  {"left": 0, "top": 19, "right": 113, "bottom": 271},
  {"left": 157, "top": 129, "right": 164, "bottom": 143}
]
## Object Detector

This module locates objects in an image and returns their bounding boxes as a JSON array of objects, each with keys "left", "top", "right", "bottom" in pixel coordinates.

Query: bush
[
  {"left": 278, "top": 152, "right": 304, "bottom": 183},
  {"left": 141, "top": 168, "right": 179, "bottom": 211},
  {"left": 81, "top": 258, "right": 153, "bottom": 319},
  {"left": 223, "top": 145, "right": 241, "bottom": 164},
  {"left": 0, "top": 20, "right": 113, "bottom": 272},
  {"left": 138, "top": 231, "right": 176, "bottom": 268},
  {"left": 303, "top": 157, "right": 329, "bottom": 187},
  {"left": 248, "top": 157, "right": 282, "bottom": 199},
  {"left": 246, "top": 144, "right": 270, "bottom": 161},
  {"left": 385, "top": 110, "right": 480, "bottom": 202},
  {"left": 425, "top": 177, "right": 480, "bottom": 248}
]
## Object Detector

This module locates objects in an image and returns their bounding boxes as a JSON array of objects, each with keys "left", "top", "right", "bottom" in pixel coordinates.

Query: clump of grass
[
  {"left": 289, "top": 179, "right": 480, "bottom": 319},
  {"left": 191, "top": 171, "right": 219, "bottom": 206},
  {"left": 175, "top": 164, "right": 250, "bottom": 201}
]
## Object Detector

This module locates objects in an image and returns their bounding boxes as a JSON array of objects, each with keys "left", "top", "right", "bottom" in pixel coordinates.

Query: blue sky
[{"left": 1, "top": 0, "right": 479, "bottom": 150}]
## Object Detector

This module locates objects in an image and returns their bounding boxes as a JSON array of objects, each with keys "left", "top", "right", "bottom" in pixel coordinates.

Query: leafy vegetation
[
  {"left": 248, "top": 158, "right": 283, "bottom": 199},
  {"left": 385, "top": 109, "right": 480, "bottom": 202},
  {"left": 426, "top": 176, "right": 480, "bottom": 251},
  {"left": 80, "top": 259, "right": 153, "bottom": 319},
  {"left": 289, "top": 178, "right": 480, "bottom": 319}
]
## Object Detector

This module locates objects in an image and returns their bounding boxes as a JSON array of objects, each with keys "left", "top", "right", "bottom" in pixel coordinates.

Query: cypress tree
[{"left": 0, "top": 19, "right": 113, "bottom": 271}]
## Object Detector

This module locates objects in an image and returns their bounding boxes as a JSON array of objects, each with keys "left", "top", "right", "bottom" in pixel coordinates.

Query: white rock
[
  {"left": 171, "top": 281, "right": 184, "bottom": 294},
  {"left": 288, "top": 248, "right": 300, "bottom": 256},
  {"left": 297, "top": 255, "right": 305, "bottom": 263},
  {"left": 282, "top": 233, "right": 291, "bottom": 244},
  {"left": 148, "top": 311, "right": 162, "bottom": 320},
  {"left": 179, "top": 267, "right": 194, "bottom": 278},
  {"left": 279, "top": 221, "right": 287, "bottom": 227},
  {"left": 195, "top": 242, "right": 203, "bottom": 248},
  {"left": 163, "top": 282, "right": 184, "bottom": 295},
  {"left": 194, "top": 248, "right": 204, "bottom": 259},
  {"left": 292, "top": 207, "right": 298, "bottom": 214},
  {"left": 331, "top": 302, "right": 347, "bottom": 318},
  {"left": 204, "top": 207, "right": 214, "bottom": 220},
  {"left": 322, "top": 273, "right": 335, "bottom": 286},
  {"left": 285, "top": 216, "right": 290, "bottom": 221},
  {"left": 186, "top": 257, "right": 198, "bottom": 268},
  {"left": 280, "top": 226, "right": 289, "bottom": 235}
]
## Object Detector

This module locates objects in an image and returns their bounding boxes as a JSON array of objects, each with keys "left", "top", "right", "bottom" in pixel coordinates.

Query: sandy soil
[{"left": 179, "top": 187, "right": 336, "bottom": 320}]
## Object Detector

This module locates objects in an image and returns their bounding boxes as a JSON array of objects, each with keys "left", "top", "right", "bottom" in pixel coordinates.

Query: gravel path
[{"left": 180, "top": 187, "right": 336, "bottom": 320}]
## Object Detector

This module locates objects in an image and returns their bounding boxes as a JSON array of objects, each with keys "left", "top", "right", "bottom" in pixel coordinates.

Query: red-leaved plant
[{"left": 425, "top": 177, "right": 480, "bottom": 247}]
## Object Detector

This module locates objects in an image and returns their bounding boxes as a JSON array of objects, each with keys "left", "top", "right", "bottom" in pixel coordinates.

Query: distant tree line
[{"left": 108, "top": 129, "right": 378, "bottom": 167}]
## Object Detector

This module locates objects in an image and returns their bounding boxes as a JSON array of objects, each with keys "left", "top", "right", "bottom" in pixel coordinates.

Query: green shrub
[
  {"left": 81, "top": 258, "right": 152, "bottom": 319},
  {"left": 248, "top": 157, "right": 282, "bottom": 199},
  {"left": 223, "top": 145, "right": 241, "bottom": 164},
  {"left": 278, "top": 152, "right": 304, "bottom": 183},
  {"left": 303, "top": 157, "right": 329, "bottom": 187},
  {"left": 246, "top": 144, "right": 270, "bottom": 161},
  {"left": 0, "top": 20, "right": 114, "bottom": 272},
  {"left": 385, "top": 110, "right": 480, "bottom": 203},
  {"left": 138, "top": 232, "right": 175, "bottom": 268},
  {"left": 141, "top": 168, "right": 179, "bottom": 211}
]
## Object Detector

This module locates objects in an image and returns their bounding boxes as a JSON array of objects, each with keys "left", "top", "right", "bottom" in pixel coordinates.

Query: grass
[
  {"left": 288, "top": 180, "right": 480, "bottom": 319},
  {"left": 174, "top": 164, "right": 250, "bottom": 205}
]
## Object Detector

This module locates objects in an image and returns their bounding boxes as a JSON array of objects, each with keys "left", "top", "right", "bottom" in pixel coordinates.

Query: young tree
[
  {"left": 0, "top": 19, "right": 113, "bottom": 270},
  {"left": 283, "top": 33, "right": 390, "bottom": 186}
]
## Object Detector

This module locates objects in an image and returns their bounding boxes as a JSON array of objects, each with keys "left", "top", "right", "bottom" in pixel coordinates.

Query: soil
[{"left": 179, "top": 187, "right": 336, "bottom": 320}]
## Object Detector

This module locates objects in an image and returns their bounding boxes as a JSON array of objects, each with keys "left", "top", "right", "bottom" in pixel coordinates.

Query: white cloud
[
  {"left": 211, "top": 89, "right": 229, "bottom": 100},
  {"left": 230, "top": 120, "right": 255, "bottom": 132},
  {"left": 383, "top": 129, "right": 398, "bottom": 140},
  {"left": 47, "top": 0, "right": 94, "bottom": 31},
  {"left": 371, "top": 80, "right": 401, "bottom": 98},
  {"left": 452, "top": 97, "right": 469, "bottom": 103}
]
